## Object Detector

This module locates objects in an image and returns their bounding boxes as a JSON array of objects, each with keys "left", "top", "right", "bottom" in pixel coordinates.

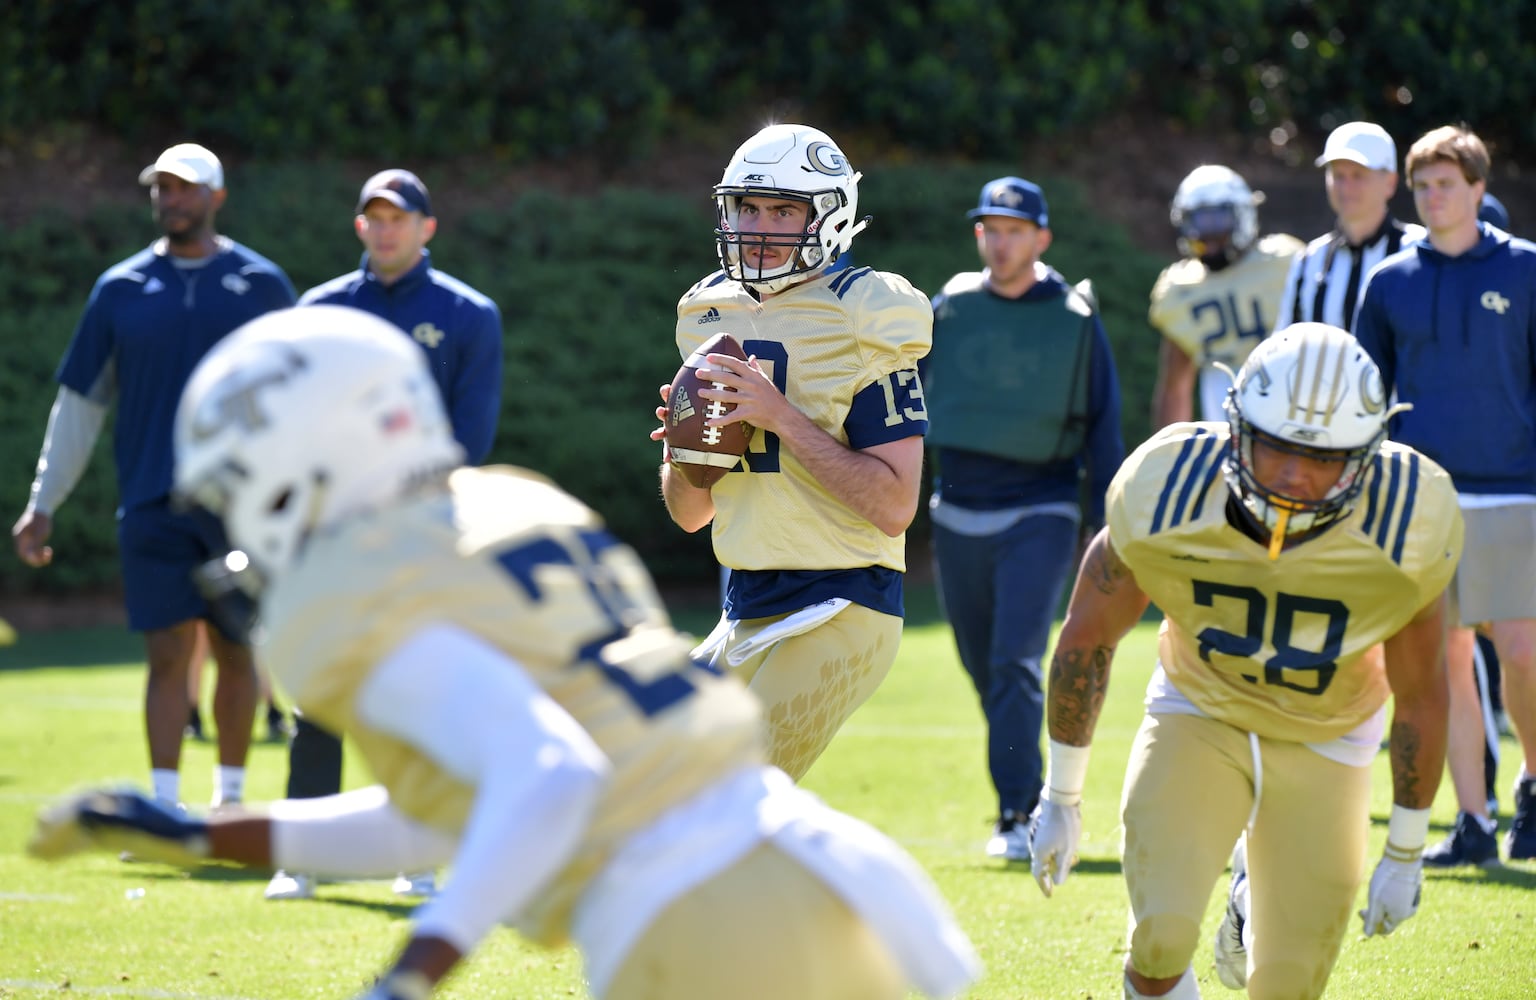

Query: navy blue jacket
[
  {"left": 922, "top": 266, "right": 1124, "bottom": 526},
  {"left": 302, "top": 252, "right": 503, "bottom": 464},
  {"left": 57, "top": 237, "right": 296, "bottom": 509},
  {"left": 1355, "top": 224, "right": 1536, "bottom": 495}
]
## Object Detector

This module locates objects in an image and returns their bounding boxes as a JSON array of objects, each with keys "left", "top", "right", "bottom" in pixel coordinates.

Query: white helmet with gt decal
[
  {"left": 714, "top": 123, "right": 870, "bottom": 293},
  {"left": 1223, "top": 322, "right": 1408, "bottom": 545},
  {"left": 173, "top": 304, "right": 463, "bottom": 582}
]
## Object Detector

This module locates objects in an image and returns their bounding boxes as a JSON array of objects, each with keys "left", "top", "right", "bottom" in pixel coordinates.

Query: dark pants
[
  {"left": 286, "top": 714, "right": 343, "bottom": 800},
  {"left": 933, "top": 512, "right": 1079, "bottom": 816},
  {"left": 1478, "top": 632, "right": 1503, "bottom": 806}
]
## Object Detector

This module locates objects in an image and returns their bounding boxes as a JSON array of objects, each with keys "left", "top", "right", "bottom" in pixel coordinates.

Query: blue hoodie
[{"left": 1354, "top": 224, "right": 1536, "bottom": 495}]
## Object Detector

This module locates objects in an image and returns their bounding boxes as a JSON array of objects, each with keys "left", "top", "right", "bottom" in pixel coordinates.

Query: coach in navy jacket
[
  {"left": 268, "top": 170, "right": 505, "bottom": 903},
  {"left": 301, "top": 169, "right": 503, "bottom": 464}
]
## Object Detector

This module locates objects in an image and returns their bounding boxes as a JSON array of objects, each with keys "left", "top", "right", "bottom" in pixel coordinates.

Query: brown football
[{"left": 665, "top": 332, "right": 754, "bottom": 488}]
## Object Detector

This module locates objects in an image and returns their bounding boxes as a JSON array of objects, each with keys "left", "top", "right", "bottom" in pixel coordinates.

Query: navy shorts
[{"left": 116, "top": 500, "right": 238, "bottom": 637}]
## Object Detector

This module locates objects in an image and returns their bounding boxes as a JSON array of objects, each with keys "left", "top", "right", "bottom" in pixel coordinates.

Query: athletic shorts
[
  {"left": 116, "top": 499, "right": 238, "bottom": 636},
  {"left": 1450, "top": 502, "right": 1536, "bottom": 626}
]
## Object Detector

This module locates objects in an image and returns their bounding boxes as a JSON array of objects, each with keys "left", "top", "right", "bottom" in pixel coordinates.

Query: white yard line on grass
[{"left": 0, "top": 980, "right": 262, "bottom": 1000}]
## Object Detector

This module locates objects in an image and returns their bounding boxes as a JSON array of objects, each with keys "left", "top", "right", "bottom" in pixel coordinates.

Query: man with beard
[
  {"left": 12, "top": 142, "right": 296, "bottom": 812},
  {"left": 922, "top": 176, "right": 1123, "bottom": 860}
]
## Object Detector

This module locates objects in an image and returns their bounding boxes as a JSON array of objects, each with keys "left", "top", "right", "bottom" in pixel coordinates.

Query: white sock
[
  {"left": 213, "top": 765, "right": 245, "bottom": 807},
  {"left": 150, "top": 769, "right": 180, "bottom": 806},
  {"left": 1125, "top": 968, "right": 1200, "bottom": 1000}
]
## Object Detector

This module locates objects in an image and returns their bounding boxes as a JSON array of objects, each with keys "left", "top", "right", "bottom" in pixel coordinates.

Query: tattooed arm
[
  {"left": 1382, "top": 592, "right": 1451, "bottom": 810},
  {"left": 1046, "top": 527, "right": 1152, "bottom": 748}
]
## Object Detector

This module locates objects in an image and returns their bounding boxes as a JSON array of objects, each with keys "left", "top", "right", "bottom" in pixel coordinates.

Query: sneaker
[
  {"left": 1508, "top": 777, "right": 1536, "bottom": 861},
  {"left": 1214, "top": 851, "right": 1249, "bottom": 988},
  {"left": 265, "top": 870, "right": 316, "bottom": 900},
  {"left": 184, "top": 707, "right": 207, "bottom": 743},
  {"left": 985, "top": 810, "right": 1031, "bottom": 861},
  {"left": 1424, "top": 811, "right": 1500, "bottom": 867},
  {"left": 392, "top": 871, "right": 437, "bottom": 897}
]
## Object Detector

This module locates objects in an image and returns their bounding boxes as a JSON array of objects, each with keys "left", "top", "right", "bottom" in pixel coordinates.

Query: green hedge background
[
  {"left": 0, "top": 160, "right": 1167, "bottom": 593},
  {"left": 1, "top": 0, "right": 1530, "bottom": 599}
]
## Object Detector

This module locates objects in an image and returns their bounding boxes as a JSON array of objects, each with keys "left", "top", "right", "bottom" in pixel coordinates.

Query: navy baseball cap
[
  {"left": 968, "top": 176, "right": 1049, "bottom": 226},
  {"left": 356, "top": 169, "right": 432, "bottom": 216},
  {"left": 1480, "top": 192, "right": 1511, "bottom": 231}
]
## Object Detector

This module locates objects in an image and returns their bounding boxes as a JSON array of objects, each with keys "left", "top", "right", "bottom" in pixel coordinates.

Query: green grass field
[{"left": 1, "top": 597, "right": 1533, "bottom": 999}]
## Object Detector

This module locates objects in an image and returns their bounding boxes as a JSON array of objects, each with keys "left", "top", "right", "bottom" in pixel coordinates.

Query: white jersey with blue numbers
[{"left": 675, "top": 261, "right": 932, "bottom": 574}]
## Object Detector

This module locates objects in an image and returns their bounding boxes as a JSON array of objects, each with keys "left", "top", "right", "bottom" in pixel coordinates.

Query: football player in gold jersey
[
  {"left": 1029, "top": 323, "right": 1463, "bottom": 1000},
  {"left": 28, "top": 306, "right": 978, "bottom": 1000},
  {"left": 653, "top": 124, "right": 932, "bottom": 780},
  {"left": 1149, "top": 165, "right": 1304, "bottom": 427}
]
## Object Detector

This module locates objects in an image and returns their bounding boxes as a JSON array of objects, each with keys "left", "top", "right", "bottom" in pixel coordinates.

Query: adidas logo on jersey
[
  {"left": 142, "top": 277, "right": 165, "bottom": 295},
  {"left": 697, "top": 307, "right": 722, "bottom": 324},
  {"left": 672, "top": 386, "right": 696, "bottom": 422}
]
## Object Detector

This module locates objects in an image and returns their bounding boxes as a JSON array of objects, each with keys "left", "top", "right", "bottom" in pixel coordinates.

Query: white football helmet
[
  {"left": 1224, "top": 322, "right": 1408, "bottom": 540},
  {"left": 714, "top": 123, "right": 870, "bottom": 293},
  {"left": 1171, "top": 164, "right": 1260, "bottom": 269},
  {"left": 173, "top": 304, "right": 463, "bottom": 581}
]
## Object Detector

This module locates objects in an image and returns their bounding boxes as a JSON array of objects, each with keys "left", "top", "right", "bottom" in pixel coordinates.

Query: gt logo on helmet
[{"left": 806, "top": 141, "right": 849, "bottom": 176}]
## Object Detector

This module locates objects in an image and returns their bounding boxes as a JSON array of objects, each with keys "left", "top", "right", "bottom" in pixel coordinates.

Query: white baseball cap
[
  {"left": 1315, "top": 122, "right": 1397, "bottom": 172},
  {"left": 139, "top": 143, "right": 224, "bottom": 190}
]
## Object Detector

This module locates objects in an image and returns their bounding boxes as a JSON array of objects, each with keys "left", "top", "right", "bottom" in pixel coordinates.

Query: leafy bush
[{"left": 4, "top": 1, "right": 1530, "bottom": 161}]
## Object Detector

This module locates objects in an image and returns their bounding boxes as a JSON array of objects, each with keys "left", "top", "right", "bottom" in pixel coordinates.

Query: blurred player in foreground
[
  {"left": 28, "top": 305, "right": 977, "bottom": 1000},
  {"left": 1030, "top": 324, "right": 1462, "bottom": 999}
]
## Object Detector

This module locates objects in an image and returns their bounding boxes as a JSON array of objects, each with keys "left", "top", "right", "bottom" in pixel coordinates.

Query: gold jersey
[
  {"left": 1149, "top": 234, "right": 1304, "bottom": 370},
  {"left": 1108, "top": 423, "right": 1463, "bottom": 744},
  {"left": 675, "top": 263, "right": 932, "bottom": 573},
  {"left": 258, "top": 466, "right": 764, "bottom": 944}
]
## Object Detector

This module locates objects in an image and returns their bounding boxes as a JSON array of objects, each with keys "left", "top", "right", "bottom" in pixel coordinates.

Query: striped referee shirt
[{"left": 1274, "top": 216, "right": 1425, "bottom": 333}]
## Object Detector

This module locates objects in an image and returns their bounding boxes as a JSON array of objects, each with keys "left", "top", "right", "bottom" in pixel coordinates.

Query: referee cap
[
  {"left": 139, "top": 143, "right": 224, "bottom": 190},
  {"left": 1316, "top": 122, "right": 1396, "bottom": 171},
  {"left": 968, "top": 176, "right": 1049, "bottom": 226}
]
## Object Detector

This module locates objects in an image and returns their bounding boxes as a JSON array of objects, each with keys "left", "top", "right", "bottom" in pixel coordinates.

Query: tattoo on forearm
[
  {"left": 1048, "top": 645, "right": 1112, "bottom": 744},
  {"left": 1389, "top": 720, "right": 1424, "bottom": 806},
  {"left": 1086, "top": 542, "right": 1130, "bottom": 597}
]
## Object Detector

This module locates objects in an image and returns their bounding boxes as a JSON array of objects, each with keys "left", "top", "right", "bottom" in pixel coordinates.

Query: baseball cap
[
  {"left": 138, "top": 143, "right": 224, "bottom": 190},
  {"left": 1479, "top": 192, "right": 1511, "bottom": 231},
  {"left": 1315, "top": 122, "right": 1397, "bottom": 171},
  {"left": 968, "top": 176, "right": 1049, "bottom": 226},
  {"left": 356, "top": 169, "right": 432, "bottom": 216}
]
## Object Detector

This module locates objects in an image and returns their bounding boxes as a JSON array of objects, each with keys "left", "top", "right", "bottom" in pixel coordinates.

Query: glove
[
  {"left": 28, "top": 788, "right": 209, "bottom": 867},
  {"left": 1028, "top": 797, "right": 1082, "bottom": 898},
  {"left": 1359, "top": 854, "right": 1423, "bottom": 937}
]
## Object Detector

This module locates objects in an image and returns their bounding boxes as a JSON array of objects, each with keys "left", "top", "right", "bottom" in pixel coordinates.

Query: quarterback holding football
[{"left": 650, "top": 123, "right": 931, "bottom": 782}]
